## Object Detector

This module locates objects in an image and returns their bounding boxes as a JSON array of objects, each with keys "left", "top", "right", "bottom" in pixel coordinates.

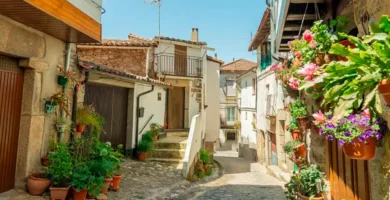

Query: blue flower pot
[{"left": 45, "top": 102, "right": 57, "bottom": 114}]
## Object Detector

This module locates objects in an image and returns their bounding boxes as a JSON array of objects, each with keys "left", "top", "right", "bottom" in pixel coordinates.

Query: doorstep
[{"left": 266, "top": 165, "right": 291, "bottom": 183}]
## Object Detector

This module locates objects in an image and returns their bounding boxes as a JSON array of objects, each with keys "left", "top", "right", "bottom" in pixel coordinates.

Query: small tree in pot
[
  {"left": 138, "top": 139, "right": 153, "bottom": 161},
  {"left": 199, "top": 149, "right": 211, "bottom": 172}
]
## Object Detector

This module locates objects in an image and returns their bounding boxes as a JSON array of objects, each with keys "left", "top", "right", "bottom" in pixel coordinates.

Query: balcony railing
[{"left": 156, "top": 54, "right": 203, "bottom": 77}]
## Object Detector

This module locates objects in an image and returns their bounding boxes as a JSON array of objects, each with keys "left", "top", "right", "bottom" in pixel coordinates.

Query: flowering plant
[{"left": 314, "top": 110, "right": 388, "bottom": 146}]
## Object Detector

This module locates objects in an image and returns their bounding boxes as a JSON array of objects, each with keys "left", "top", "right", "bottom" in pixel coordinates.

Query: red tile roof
[
  {"left": 79, "top": 60, "right": 170, "bottom": 87},
  {"left": 248, "top": 8, "right": 271, "bottom": 51},
  {"left": 220, "top": 59, "right": 257, "bottom": 72},
  {"left": 80, "top": 33, "right": 157, "bottom": 47},
  {"left": 154, "top": 36, "right": 207, "bottom": 46},
  {"left": 207, "top": 56, "right": 224, "bottom": 65}
]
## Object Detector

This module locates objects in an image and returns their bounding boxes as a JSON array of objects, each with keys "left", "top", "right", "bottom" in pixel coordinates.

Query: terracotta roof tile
[
  {"left": 220, "top": 59, "right": 257, "bottom": 72},
  {"left": 207, "top": 56, "right": 224, "bottom": 65},
  {"left": 78, "top": 60, "right": 170, "bottom": 87},
  {"left": 154, "top": 36, "right": 207, "bottom": 46},
  {"left": 80, "top": 33, "right": 157, "bottom": 47},
  {"left": 248, "top": 8, "right": 271, "bottom": 51}
]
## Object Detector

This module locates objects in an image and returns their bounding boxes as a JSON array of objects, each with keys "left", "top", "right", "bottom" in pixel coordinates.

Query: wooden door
[
  {"left": 328, "top": 140, "right": 371, "bottom": 200},
  {"left": 174, "top": 45, "right": 187, "bottom": 76},
  {"left": 85, "top": 83, "right": 128, "bottom": 148},
  {"left": 0, "top": 55, "right": 24, "bottom": 193},
  {"left": 168, "top": 87, "right": 184, "bottom": 129}
]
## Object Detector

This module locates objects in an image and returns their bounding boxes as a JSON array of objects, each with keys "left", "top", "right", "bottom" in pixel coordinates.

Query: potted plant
[
  {"left": 289, "top": 100, "right": 309, "bottom": 129},
  {"left": 317, "top": 110, "right": 387, "bottom": 160},
  {"left": 54, "top": 117, "right": 72, "bottom": 133},
  {"left": 110, "top": 144, "right": 125, "bottom": 191},
  {"left": 76, "top": 105, "right": 104, "bottom": 135},
  {"left": 138, "top": 138, "right": 153, "bottom": 161},
  {"left": 44, "top": 93, "right": 67, "bottom": 114},
  {"left": 285, "top": 165, "right": 326, "bottom": 200},
  {"left": 287, "top": 121, "right": 301, "bottom": 140},
  {"left": 200, "top": 149, "right": 211, "bottom": 172},
  {"left": 57, "top": 67, "right": 75, "bottom": 87},
  {"left": 27, "top": 172, "right": 51, "bottom": 196},
  {"left": 71, "top": 164, "right": 103, "bottom": 200},
  {"left": 283, "top": 140, "right": 306, "bottom": 167},
  {"left": 48, "top": 143, "right": 73, "bottom": 200}
]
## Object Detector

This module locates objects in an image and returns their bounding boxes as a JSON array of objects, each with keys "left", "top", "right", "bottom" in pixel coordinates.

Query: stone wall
[{"left": 78, "top": 48, "right": 152, "bottom": 77}]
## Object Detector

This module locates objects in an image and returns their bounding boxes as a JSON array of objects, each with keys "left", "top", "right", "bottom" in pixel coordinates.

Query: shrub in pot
[
  {"left": 285, "top": 165, "right": 326, "bottom": 200},
  {"left": 27, "top": 172, "right": 51, "bottom": 196},
  {"left": 110, "top": 144, "right": 125, "bottom": 191},
  {"left": 283, "top": 140, "right": 306, "bottom": 167},
  {"left": 287, "top": 121, "right": 302, "bottom": 140},
  {"left": 48, "top": 143, "right": 73, "bottom": 200},
  {"left": 138, "top": 139, "right": 153, "bottom": 161},
  {"left": 71, "top": 164, "right": 103, "bottom": 200},
  {"left": 289, "top": 100, "right": 309, "bottom": 129}
]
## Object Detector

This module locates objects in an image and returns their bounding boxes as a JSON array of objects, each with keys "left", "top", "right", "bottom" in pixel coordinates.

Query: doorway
[{"left": 167, "top": 87, "right": 185, "bottom": 129}]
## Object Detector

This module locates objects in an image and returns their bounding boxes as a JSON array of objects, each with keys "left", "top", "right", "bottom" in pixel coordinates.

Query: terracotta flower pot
[
  {"left": 291, "top": 129, "right": 302, "bottom": 140},
  {"left": 297, "top": 116, "right": 309, "bottom": 129},
  {"left": 153, "top": 135, "right": 158, "bottom": 141},
  {"left": 72, "top": 187, "right": 88, "bottom": 200},
  {"left": 110, "top": 175, "right": 122, "bottom": 191},
  {"left": 343, "top": 137, "right": 376, "bottom": 160},
  {"left": 297, "top": 193, "right": 324, "bottom": 200},
  {"left": 49, "top": 186, "right": 70, "bottom": 200},
  {"left": 100, "top": 178, "right": 113, "bottom": 194},
  {"left": 378, "top": 79, "right": 390, "bottom": 105},
  {"left": 294, "top": 143, "right": 307, "bottom": 159},
  {"left": 337, "top": 40, "right": 357, "bottom": 61},
  {"left": 138, "top": 152, "right": 147, "bottom": 161},
  {"left": 27, "top": 173, "right": 51, "bottom": 196},
  {"left": 76, "top": 124, "right": 86, "bottom": 133}
]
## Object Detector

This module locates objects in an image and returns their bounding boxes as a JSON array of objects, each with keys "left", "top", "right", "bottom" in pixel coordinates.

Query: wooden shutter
[{"left": 174, "top": 45, "right": 187, "bottom": 76}]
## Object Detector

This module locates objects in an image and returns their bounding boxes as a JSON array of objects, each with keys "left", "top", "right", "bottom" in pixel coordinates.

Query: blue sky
[{"left": 101, "top": 0, "right": 267, "bottom": 63}]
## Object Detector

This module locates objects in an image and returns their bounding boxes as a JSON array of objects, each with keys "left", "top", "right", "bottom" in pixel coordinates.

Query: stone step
[
  {"left": 150, "top": 149, "right": 186, "bottom": 159},
  {"left": 166, "top": 131, "right": 189, "bottom": 137},
  {"left": 154, "top": 141, "right": 187, "bottom": 150},
  {"left": 146, "top": 158, "right": 184, "bottom": 169}
]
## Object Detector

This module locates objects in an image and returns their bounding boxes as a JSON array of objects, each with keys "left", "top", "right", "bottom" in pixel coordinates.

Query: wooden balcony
[
  {"left": 156, "top": 54, "right": 203, "bottom": 78},
  {"left": 0, "top": 0, "right": 102, "bottom": 43}
]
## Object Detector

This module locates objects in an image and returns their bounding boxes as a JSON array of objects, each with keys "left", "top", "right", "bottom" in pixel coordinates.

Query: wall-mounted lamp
[
  {"left": 158, "top": 93, "right": 161, "bottom": 101},
  {"left": 138, "top": 107, "right": 145, "bottom": 118}
]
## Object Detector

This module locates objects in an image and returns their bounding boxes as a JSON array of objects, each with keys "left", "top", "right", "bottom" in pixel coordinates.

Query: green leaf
[
  {"left": 363, "top": 33, "right": 388, "bottom": 43},
  {"left": 375, "top": 92, "right": 384, "bottom": 114},
  {"left": 329, "top": 43, "right": 349, "bottom": 56},
  {"left": 379, "top": 15, "right": 390, "bottom": 32},
  {"left": 332, "top": 92, "right": 358, "bottom": 121},
  {"left": 363, "top": 86, "right": 377, "bottom": 109},
  {"left": 299, "top": 73, "right": 326, "bottom": 90}
]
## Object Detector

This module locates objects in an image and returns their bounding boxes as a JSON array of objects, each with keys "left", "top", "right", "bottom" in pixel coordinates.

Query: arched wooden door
[{"left": 0, "top": 55, "right": 24, "bottom": 193}]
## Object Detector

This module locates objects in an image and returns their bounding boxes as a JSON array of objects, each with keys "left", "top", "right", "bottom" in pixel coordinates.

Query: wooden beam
[
  {"left": 290, "top": 0, "right": 324, "bottom": 3},
  {"left": 283, "top": 24, "right": 310, "bottom": 31},
  {"left": 286, "top": 14, "right": 317, "bottom": 21}
]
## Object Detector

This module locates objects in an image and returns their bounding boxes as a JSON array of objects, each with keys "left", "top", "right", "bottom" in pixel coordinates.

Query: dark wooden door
[
  {"left": 85, "top": 83, "right": 129, "bottom": 148},
  {"left": 0, "top": 55, "right": 24, "bottom": 193},
  {"left": 168, "top": 87, "right": 184, "bottom": 129},
  {"left": 328, "top": 140, "right": 371, "bottom": 200},
  {"left": 174, "top": 45, "right": 187, "bottom": 76}
]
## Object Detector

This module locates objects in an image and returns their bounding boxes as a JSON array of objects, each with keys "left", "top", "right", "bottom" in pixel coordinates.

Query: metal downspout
[{"left": 60, "top": 43, "right": 71, "bottom": 142}]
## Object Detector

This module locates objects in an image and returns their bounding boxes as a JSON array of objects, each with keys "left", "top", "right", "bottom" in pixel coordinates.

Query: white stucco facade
[
  {"left": 68, "top": 0, "right": 102, "bottom": 22},
  {"left": 205, "top": 60, "right": 221, "bottom": 141}
]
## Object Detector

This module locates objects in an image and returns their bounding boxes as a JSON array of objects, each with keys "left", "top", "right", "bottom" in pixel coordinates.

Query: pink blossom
[
  {"left": 362, "top": 109, "right": 370, "bottom": 118},
  {"left": 309, "top": 40, "right": 317, "bottom": 48},
  {"left": 293, "top": 36, "right": 299, "bottom": 39},
  {"left": 288, "top": 77, "right": 300, "bottom": 90},
  {"left": 312, "top": 110, "right": 326, "bottom": 125},
  {"left": 294, "top": 51, "right": 302, "bottom": 58},
  {"left": 297, "top": 63, "right": 318, "bottom": 81},
  {"left": 302, "top": 30, "right": 314, "bottom": 42},
  {"left": 287, "top": 41, "right": 292, "bottom": 46},
  {"left": 270, "top": 64, "right": 281, "bottom": 71}
]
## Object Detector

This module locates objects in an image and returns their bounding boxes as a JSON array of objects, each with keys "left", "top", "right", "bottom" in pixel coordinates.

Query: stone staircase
[{"left": 147, "top": 131, "right": 189, "bottom": 169}]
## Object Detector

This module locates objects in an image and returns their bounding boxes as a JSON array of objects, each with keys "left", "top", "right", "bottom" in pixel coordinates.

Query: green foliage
[
  {"left": 205, "top": 166, "right": 213, "bottom": 176},
  {"left": 330, "top": 16, "right": 349, "bottom": 38},
  {"left": 289, "top": 100, "right": 308, "bottom": 119},
  {"left": 76, "top": 105, "right": 105, "bottom": 137},
  {"left": 195, "top": 167, "right": 205, "bottom": 179},
  {"left": 138, "top": 139, "right": 153, "bottom": 153},
  {"left": 311, "top": 21, "right": 334, "bottom": 54},
  {"left": 233, "top": 120, "right": 241, "bottom": 129},
  {"left": 283, "top": 140, "right": 303, "bottom": 154},
  {"left": 48, "top": 143, "right": 73, "bottom": 187},
  {"left": 142, "top": 132, "right": 154, "bottom": 142},
  {"left": 200, "top": 149, "right": 211, "bottom": 165},
  {"left": 287, "top": 121, "right": 299, "bottom": 131},
  {"left": 71, "top": 163, "right": 104, "bottom": 197},
  {"left": 54, "top": 117, "right": 72, "bottom": 126},
  {"left": 285, "top": 165, "right": 326, "bottom": 199}
]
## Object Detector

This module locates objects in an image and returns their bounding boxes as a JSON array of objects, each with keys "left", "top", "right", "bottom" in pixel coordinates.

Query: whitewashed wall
[
  {"left": 132, "top": 83, "right": 166, "bottom": 147},
  {"left": 205, "top": 60, "right": 221, "bottom": 141}
]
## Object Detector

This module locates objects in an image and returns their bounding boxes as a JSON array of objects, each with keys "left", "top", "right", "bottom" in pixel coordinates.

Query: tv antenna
[{"left": 144, "top": 0, "right": 161, "bottom": 38}]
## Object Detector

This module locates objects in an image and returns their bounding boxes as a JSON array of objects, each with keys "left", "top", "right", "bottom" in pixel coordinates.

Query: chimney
[{"left": 191, "top": 28, "right": 199, "bottom": 42}]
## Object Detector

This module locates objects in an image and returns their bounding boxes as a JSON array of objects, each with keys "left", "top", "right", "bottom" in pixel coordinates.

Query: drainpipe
[
  {"left": 145, "top": 48, "right": 151, "bottom": 78},
  {"left": 134, "top": 85, "right": 154, "bottom": 156},
  {"left": 59, "top": 43, "right": 71, "bottom": 142}
]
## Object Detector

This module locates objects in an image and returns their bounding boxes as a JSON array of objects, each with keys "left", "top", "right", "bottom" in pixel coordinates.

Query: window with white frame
[{"left": 226, "top": 107, "right": 236, "bottom": 122}]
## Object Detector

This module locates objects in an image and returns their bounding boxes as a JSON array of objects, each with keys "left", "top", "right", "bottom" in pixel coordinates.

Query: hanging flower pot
[
  {"left": 297, "top": 116, "right": 309, "bottom": 129},
  {"left": 76, "top": 124, "right": 86, "bottom": 133},
  {"left": 293, "top": 143, "right": 307, "bottom": 160},
  {"left": 56, "top": 124, "right": 66, "bottom": 133},
  {"left": 378, "top": 78, "right": 390, "bottom": 105},
  {"left": 343, "top": 137, "right": 376, "bottom": 160},
  {"left": 45, "top": 101, "right": 57, "bottom": 114},
  {"left": 110, "top": 175, "right": 122, "bottom": 191},
  {"left": 291, "top": 129, "right": 302, "bottom": 140},
  {"left": 100, "top": 178, "right": 113, "bottom": 195},
  {"left": 57, "top": 75, "right": 68, "bottom": 87}
]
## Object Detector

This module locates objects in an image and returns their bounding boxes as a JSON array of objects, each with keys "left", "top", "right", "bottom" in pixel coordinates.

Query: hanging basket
[
  {"left": 378, "top": 78, "right": 390, "bottom": 105},
  {"left": 297, "top": 116, "right": 309, "bottom": 129},
  {"left": 56, "top": 124, "right": 66, "bottom": 133},
  {"left": 45, "top": 101, "right": 57, "bottom": 114},
  {"left": 57, "top": 75, "right": 68, "bottom": 87},
  {"left": 343, "top": 137, "right": 376, "bottom": 160},
  {"left": 291, "top": 129, "right": 302, "bottom": 140}
]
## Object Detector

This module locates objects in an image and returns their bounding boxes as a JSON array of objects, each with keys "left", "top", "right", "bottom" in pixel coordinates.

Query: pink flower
[
  {"left": 288, "top": 77, "right": 300, "bottom": 90},
  {"left": 295, "top": 51, "right": 302, "bottom": 58},
  {"left": 270, "top": 64, "right": 281, "bottom": 71},
  {"left": 297, "top": 63, "right": 318, "bottom": 81},
  {"left": 287, "top": 41, "right": 292, "bottom": 46},
  {"left": 362, "top": 109, "right": 370, "bottom": 118},
  {"left": 303, "top": 30, "right": 314, "bottom": 42},
  {"left": 312, "top": 110, "right": 326, "bottom": 125},
  {"left": 309, "top": 40, "right": 317, "bottom": 48},
  {"left": 293, "top": 36, "right": 299, "bottom": 39}
]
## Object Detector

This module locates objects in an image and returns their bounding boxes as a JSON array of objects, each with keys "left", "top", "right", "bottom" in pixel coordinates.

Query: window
[
  {"left": 252, "top": 78, "right": 256, "bottom": 95},
  {"left": 227, "top": 107, "right": 236, "bottom": 122},
  {"left": 226, "top": 80, "right": 235, "bottom": 96}
]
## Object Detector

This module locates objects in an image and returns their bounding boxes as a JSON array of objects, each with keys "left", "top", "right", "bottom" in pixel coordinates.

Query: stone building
[{"left": 0, "top": 0, "right": 102, "bottom": 194}]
